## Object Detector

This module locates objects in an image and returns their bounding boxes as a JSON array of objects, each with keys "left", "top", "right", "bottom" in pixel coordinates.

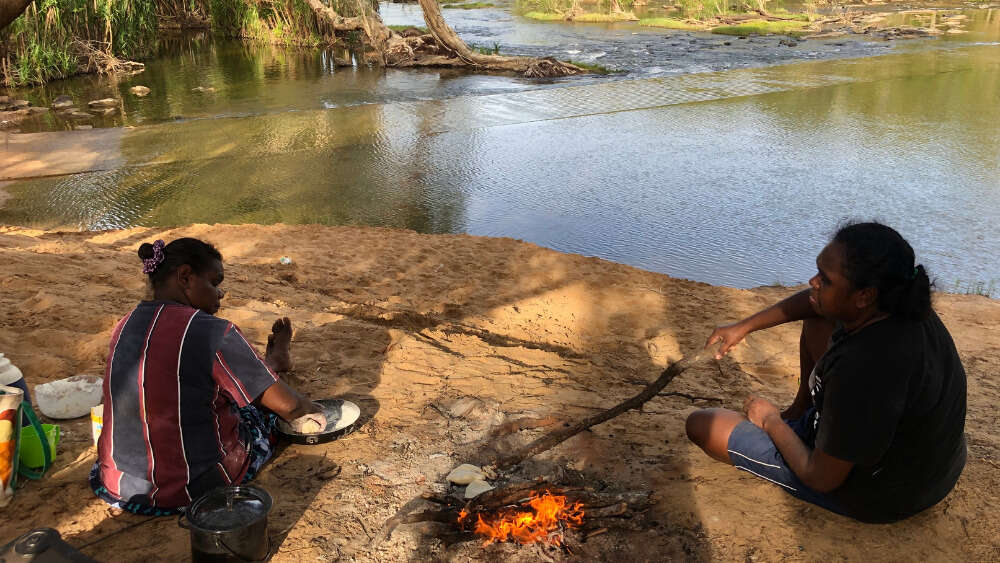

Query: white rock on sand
[
  {"left": 464, "top": 479, "right": 494, "bottom": 498},
  {"left": 446, "top": 463, "right": 485, "bottom": 485}
]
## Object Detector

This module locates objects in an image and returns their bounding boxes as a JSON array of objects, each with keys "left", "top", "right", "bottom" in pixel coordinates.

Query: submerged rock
[
  {"left": 191, "top": 86, "right": 216, "bottom": 94},
  {"left": 446, "top": 463, "right": 485, "bottom": 485},
  {"left": 12, "top": 100, "right": 30, "bottom": 109},
  {"left": 87, "top": 98, "right": 117, "bottom": 108},
  {"left": 51, "top": 95, "right": 74, "bottom": 109},
  {"left": 130, "top": 85, "right": 151, "bottom": 96}
]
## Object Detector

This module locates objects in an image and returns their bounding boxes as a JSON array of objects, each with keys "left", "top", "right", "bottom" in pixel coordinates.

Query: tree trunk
[
  {"left": 416, "top": 0, "right": 582, "bottom": 76},
  {"left": 0, "top": 0, "right": 33, "bottom": 31},
  {"left": 303, "top": 0, "right": 387, "bottom": 34},
  {"left": 303, "top": 0, "right": 584, "bottom": 76}
]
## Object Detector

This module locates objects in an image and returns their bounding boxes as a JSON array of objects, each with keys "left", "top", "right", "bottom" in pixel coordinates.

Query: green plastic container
[{"left": 19, "top": 423, "right": 59, "bottom": 468}]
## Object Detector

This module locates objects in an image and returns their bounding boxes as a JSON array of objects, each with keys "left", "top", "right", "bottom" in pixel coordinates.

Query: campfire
[
  {"left": 458, "top": 490, "right": 585, "bottom": 546},
  {"left": 379, "top": 479, "right": 653, "bottom": 552},
  {"left": 376, "top": 357, "right": 695, "bottom": 551}
]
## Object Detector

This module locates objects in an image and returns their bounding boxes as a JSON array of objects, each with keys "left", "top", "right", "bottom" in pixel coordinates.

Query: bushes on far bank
[
  {"left": 710, "top": 19, "right": 811, "bottom": 36},
  {"left": 441, "top": 2, "right": 496, "bottom": 8},
  {"left": 2, "top": 0, "right": 158, "bottom": 86},
  {"left": 523, "top": 10, "right": 638, "bottom": 22},
  {"left": 1, "top": 0, "right": 369, "bottom": 86},
  {"left": 638, "top": 17, "right": 707, "bottom": 30},
  {"left": 638, "top": 17, "right": 811, "bottom": 36},
  {"left": 523, "top": 11, "right": 566, "bottom": 20}
]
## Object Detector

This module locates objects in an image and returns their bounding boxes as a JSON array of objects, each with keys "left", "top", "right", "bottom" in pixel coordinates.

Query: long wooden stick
[{"left": 495, "top": 356, "right": 695, "bottom": 469}]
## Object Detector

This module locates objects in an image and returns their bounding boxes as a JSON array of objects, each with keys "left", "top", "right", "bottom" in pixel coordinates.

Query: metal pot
[{"left": 178, "top": 485, "right": 272, "bottom": 562}]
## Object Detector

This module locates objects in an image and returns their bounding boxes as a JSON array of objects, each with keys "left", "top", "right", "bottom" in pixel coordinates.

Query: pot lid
[{"left": 189, "top": 487, "right": 271, "bottom": 531}]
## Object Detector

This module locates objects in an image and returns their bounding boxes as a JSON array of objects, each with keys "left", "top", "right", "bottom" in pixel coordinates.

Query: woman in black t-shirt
[{"left": 685, "top": 222, "right": 967, "bottom": 523}]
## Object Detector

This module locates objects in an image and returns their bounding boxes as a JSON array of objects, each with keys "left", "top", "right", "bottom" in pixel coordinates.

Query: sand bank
[{"left": 0, "top": 224, "right": 996, "bottom": 561}]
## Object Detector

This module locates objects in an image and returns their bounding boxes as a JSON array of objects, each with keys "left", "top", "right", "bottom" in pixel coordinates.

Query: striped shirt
[{"left": 95, "top": 301, "right": 278, "bottom": 509}]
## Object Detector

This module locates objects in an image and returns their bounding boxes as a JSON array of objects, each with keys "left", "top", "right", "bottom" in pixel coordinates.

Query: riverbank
[{"left": 0, "top": 224, "right": 997, "bottom": 560}]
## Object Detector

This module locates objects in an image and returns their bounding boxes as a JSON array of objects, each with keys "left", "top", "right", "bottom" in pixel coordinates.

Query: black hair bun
[{"left": 138, "top": 242, "right": 155, "bottom": 261}]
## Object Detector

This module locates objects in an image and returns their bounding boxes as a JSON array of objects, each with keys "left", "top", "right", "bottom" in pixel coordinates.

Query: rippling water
[{"left": 1, "top": 6, "right": 998, "bottom": 291}]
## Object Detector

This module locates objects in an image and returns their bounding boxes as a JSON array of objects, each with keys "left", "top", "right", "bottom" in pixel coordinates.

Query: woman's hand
[
  {"left": 743, "top": 396, "right": 781, "bottom": 431},
  {"left": 705, "top": 321, "right": 750, "bottom": 359},
  {"left": 289, "top": 411, "right": 328, "bottom": 434}
]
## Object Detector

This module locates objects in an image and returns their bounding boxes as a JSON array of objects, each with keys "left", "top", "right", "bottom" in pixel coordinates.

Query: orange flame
[{"left": 458, "top": 491, "right": 585, "bottom": 546}]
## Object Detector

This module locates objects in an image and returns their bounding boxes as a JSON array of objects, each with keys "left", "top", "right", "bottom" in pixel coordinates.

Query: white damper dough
[
  {"left": 464, "top": 479, "right": 494, "bottom": 499},
  {"left": 298, "top": 418, "right": 324, "bottom": 433},
  {"left": 446, "top": 464, "right": 485, "bottom": 485}
]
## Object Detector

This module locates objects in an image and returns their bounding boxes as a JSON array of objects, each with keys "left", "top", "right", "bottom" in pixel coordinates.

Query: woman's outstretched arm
[{"left": 705, "top": 289, "right": 818, "bottom": 359}]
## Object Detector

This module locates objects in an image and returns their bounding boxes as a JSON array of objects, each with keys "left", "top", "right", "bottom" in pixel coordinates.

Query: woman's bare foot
[{"left": 265, "top": 317, "right": 293, "bottom": 372}]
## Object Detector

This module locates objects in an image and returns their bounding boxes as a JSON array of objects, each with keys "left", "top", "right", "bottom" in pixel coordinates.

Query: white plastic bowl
[{"left": 35, "top": 375, "right": 103, "bottom": 419}]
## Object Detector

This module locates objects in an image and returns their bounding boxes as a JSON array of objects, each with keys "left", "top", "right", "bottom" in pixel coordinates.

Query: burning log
[
  {"left": 458, "top": 491, "right": 585, "bottom": 546},
  {"left": 492, "top": 356, "right": 696, "bottom": 469},
  {"left": 377, "top": 480, "right": 653, "bottom": 547}
]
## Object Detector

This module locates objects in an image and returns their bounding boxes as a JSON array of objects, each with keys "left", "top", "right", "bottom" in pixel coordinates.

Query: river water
[{"left": 1, "top": 4, "right": 998, "bottom": 292}]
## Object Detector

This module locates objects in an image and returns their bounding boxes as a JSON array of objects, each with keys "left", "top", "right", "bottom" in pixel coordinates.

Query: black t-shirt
[{"left": 809, "top": 310, "right": 967, "bottom": 523}]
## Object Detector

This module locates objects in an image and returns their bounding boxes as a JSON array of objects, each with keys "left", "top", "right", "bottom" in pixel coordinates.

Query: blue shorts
[{"left": 727, "top": 408, "right": 847, "bottom": 516}]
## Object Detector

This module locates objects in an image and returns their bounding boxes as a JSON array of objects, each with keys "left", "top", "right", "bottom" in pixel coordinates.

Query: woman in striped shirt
[{"left": 90, "top": 238, "right": 326, "bottom": 515}]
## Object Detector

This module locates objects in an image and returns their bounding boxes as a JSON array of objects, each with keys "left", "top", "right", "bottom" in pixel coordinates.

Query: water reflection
[
  {"left": 8, "top": 34, "right": 540, "bottom": 133},
  {"left": 0, "top": 104, "right": 468, "bottom": 232},
  {"left": 15, "top": 4, "right": 997, "bottom": 134}
]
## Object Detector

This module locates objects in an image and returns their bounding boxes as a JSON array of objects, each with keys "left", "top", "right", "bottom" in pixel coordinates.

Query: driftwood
[
  {"left": 302, "top": 0, "right": 583, "bottom": 77},
  {"left": 493, "top": 356, "right": 695, "bottom": 469},
  {"left": 416, "top": 0, "right": 581, "bottom": 76}
]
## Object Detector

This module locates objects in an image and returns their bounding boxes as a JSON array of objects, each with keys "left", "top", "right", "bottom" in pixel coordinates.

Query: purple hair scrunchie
[{"left": 142, "top": 239, "right": 166, "bottom": 274}]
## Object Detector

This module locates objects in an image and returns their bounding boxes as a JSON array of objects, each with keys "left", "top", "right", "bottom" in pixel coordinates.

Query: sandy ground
[{"left": 0, "top": 224, "right": 996, "bottom": 562}]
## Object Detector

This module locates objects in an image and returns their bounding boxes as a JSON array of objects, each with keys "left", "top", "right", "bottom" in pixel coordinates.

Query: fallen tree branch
[
  {"left": 417, "top": 0, "right": 582, "bottom": 76},
  {"left": 657, "top": 391, "right": 724, "bottom": 403},
  {"left": 494, "top": 356, "right": 696, "bottom": 469}
]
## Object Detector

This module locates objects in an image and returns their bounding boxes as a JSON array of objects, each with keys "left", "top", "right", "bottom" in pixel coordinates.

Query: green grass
[
  {"left": 566, "top": 59, "right": 612, "bottom": 73},
  {"left": 769, "top": 8, "right": 812, "bottom": 22},
  {"left": 2, "top": 0, "right": 360, "bottom": 85},
  {"left": 638, "top": 17, "right": 707, "bottom": 30},
  {"left": 2, "top": 0, "right": 158, "bottom": 86},
  {"left": 523, "top": 11, "right": 567, "bottom": 20},
  {"left": 710, "top": 19, "right": 811, "bottom": 36},
  {"left": 951, "top": 279, "right": 998, "bottom": 298},
  {"left": 388, "top": 25, "right": 430, "bottom": 34},
  {"left": 572, "top": 11, "right": 637, "bottom": 22},
  {"left": 469, "top": 42, "right": 502, "bottom": 55},
  {"left": 441, "top": 2, "right": 496, "bottom": 8},
  {"left": 209, "top": 0, "right": 340, "bottom": 47}
]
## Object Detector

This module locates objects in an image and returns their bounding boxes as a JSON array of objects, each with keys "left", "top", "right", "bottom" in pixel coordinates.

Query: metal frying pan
[{"left": 276, "top": 398, "right": 361, "bottom": 445}]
